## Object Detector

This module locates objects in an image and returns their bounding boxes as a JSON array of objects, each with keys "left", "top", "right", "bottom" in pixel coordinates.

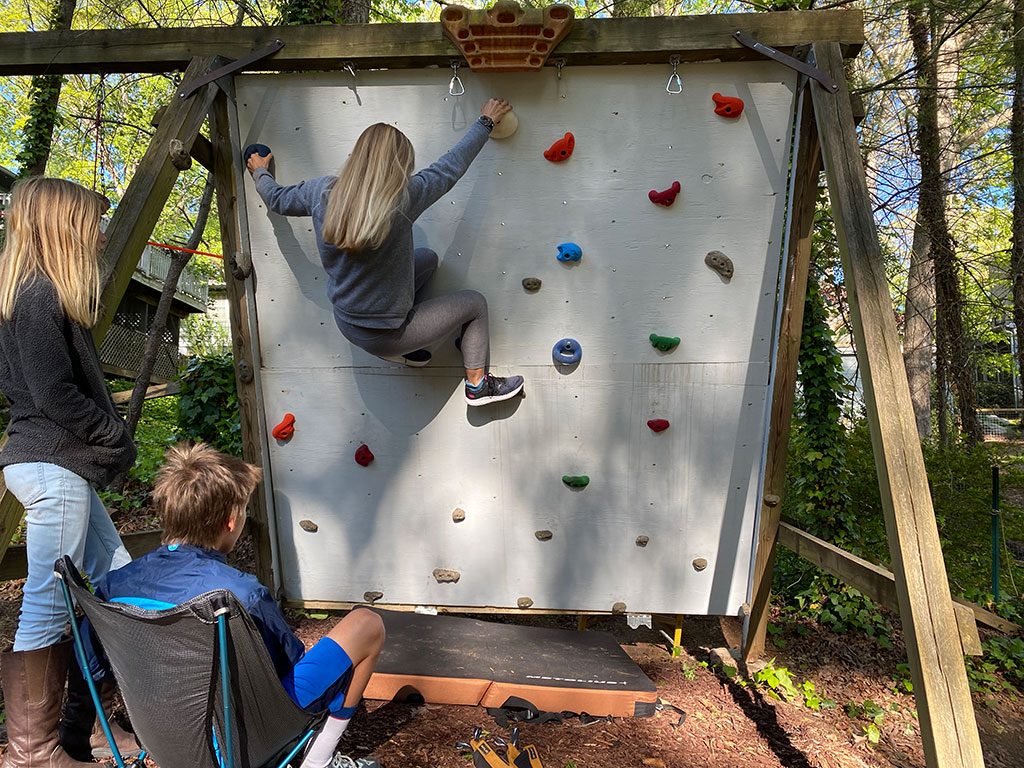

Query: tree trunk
[
  {"left": 278, "top": 0, "right": 368, "bottom": 24},
  {"left": 15, "top": 0, "right": 77, "bottom": 177},
  {"left": 122, "top": 173, "right": 215, "bottom": 444},
  {"left": 1013, "top": 0, "right": 1024, "bottom": 401},
  {"left": 908, "top": 0, "right": 983, "bottom": 445}
]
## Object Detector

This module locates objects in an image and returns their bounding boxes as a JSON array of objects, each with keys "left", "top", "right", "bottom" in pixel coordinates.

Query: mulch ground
[{"left": 1, "top": 532, "right": 1022, "bottom": 768}]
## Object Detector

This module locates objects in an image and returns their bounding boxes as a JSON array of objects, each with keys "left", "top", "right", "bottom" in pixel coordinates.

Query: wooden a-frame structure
[{"left": 0, "top": 9, "right": 992, "bottom": 766}]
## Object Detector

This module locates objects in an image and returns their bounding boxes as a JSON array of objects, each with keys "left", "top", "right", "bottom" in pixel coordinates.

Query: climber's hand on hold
[
  {"left": 481, "top": 98, "right": 512, "bottom": 123},
  {"left": 247, "top": 151, "right": 273, "bottom": 174}
]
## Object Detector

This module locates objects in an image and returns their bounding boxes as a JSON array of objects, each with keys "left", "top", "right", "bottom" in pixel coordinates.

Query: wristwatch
[{"left": 478, "top": 115, "right": 495, "bottom": 132}]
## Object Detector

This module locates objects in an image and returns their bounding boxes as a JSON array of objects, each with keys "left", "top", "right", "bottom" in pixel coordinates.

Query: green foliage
[
  {"left": 177, "top": 352, "right": 242, "bottom": 456},
  {"left": 966, "top": 637, "right": 1024, "bottom": 693},
  {"left": 753, "top": 660, "right": 835, "bottom": 710}
]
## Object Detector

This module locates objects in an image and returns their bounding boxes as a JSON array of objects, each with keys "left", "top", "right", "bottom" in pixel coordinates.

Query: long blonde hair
[
  {"left": 0, "top": 177, "right": 109, "bottom": 327},
  {"left": 322, "top": 123, "right": 415, "bottom": 252}
]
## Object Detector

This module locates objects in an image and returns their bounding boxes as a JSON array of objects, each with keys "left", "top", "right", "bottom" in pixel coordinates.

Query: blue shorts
[{"left": 281, "top": 637, "right": 354, "bottom": 716}]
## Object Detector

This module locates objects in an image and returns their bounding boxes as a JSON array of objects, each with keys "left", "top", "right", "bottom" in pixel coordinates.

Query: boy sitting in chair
[{"left": 96, "top": 442, "right": 385, "bottom": 768}]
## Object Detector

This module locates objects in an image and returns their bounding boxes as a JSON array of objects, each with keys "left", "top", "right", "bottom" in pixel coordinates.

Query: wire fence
[{"left": 977, "top": 409, "right": 1024, "bottom": 442}]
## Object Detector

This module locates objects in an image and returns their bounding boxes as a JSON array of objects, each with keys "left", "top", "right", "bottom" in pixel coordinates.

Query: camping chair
[{"left": 54, "top": 556, "right": 325, "bottom": 768}]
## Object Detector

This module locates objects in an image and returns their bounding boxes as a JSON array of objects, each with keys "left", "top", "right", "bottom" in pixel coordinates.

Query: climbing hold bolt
[
  {"left": 556, "top": 243, "right": 582, "bottom": 263},
  {"left": 433, "top": 569, "right": 461, "bottom": 583},
  {"left": 452, "top": 507, "right": 466, "bottom": 523},
  {"left": 636, "top": 536, "right": 649, "bottom": 547},
  {"left": 363, "top": 591, "right": 383, "bottom": 603},
  {"left": 272, "top": 413, "right": 296, "bottom": 441},
  {"left": 648, "top": 181, "right": 682, "bottom": 207},
  {"left": 552, "top": 338, "right": 582, "bottom": 365},
  {"left": 693, "top": 558, "right": 708, "bottom": 572},
  {"left": 354, "top": 444, "right": 375, "bottom": 467},
  {"left": 518, "top": 597, "right": 534, "bottom": 609},
  {"left": 647, "top": 419, "right": 670, "bottom": 433},
  {"left": 612, "top": 601, "right": 627, "bottom": 614},
  {"left": 543, "top": 132, "right": 574, "bottom": 162},
  {"left": 712, "top": 93, "right": 744, "bottom": 118},
  {"left": 299, "top": 520, "right": 318, "bottom": 533},
  {"left": 649, "top": 333, "right": 681, "bottom": 352},
  {"left": 535, "top": 530, "right": 553, "bottom": 541},
  {"left": 562, "top": 475, "right": 590, "bottom": 488},
  {"left": 705, "top": 250, "right": 734, "bottom": 279},
  {"left": 522, "top": 277, "right": 542, "bottom": 291},
  {"left": 242, "top": 143, "right": 273, "bottom": 164}
]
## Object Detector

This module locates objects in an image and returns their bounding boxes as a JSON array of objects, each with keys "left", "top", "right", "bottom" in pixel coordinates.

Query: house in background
[{"left": 0, "top": 165, "right": 14, "bottom": 193}]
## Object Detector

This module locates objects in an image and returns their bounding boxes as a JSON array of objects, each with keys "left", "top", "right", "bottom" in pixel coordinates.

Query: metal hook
[
  {"left": 449, "top": 59, "right": 465, "bottom": 97},
  {"left": 343, "top": 60, "right": 356, "bottom": 80},
  {"left": 666, "top": 54, "right": 682, "bottom": 94},
  {"left": 553, "top": 57, "right": 566, "bottom": 80}
]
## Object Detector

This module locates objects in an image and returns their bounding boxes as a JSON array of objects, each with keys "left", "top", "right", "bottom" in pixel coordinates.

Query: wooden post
[
  {"left": 810, "top": 41, "right": 983, "bottom": 768},
  {"left": 0, "top": 55, "right": 219, "bottom": 566},
  {"left": 743, "top": 82, "right": 822, "bottom": 662},
  {"left": 209, "top": 84, "right": 276, "bottom": 591}
]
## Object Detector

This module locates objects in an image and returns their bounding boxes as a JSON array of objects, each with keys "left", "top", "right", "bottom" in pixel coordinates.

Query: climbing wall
[{"left": 235, "top": 61, "right": 798, "bottom": 615}]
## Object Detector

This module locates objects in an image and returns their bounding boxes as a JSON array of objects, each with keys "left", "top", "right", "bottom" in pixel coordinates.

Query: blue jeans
[{"left": 3, "top": 462, "right": 130, "bottom": 651}]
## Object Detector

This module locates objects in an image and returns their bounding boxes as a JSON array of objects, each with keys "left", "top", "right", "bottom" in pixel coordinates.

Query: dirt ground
[{"left": 1, "top": 556, "right": 1022, "bottom": 768}]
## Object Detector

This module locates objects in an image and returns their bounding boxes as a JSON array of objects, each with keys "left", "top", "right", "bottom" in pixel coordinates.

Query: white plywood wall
[{"left": 235, "top": 61, "right": 797, "bottom": 615}]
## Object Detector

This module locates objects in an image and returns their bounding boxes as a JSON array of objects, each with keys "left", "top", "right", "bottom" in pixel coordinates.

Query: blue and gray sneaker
[{"left": 465, "top": 373, "right": 525, "bottom": 406}]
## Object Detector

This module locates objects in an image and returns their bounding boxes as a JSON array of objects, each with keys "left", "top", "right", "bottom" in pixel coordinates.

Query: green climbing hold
[
  {"left": 562, "top": 475, "right": 590, "bottom": 488},
  {"left": 650, "top": 333, "right": 681, "bottom": 352}
]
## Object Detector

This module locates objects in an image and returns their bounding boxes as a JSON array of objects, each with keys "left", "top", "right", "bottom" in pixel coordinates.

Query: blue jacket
[{"left": 95, "top": 544, "right": 305, "bottom": 679}]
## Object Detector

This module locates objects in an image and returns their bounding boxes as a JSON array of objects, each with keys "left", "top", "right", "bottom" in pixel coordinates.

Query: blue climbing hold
[
  {"left": 556, "top": 243, "right": 583, "bottom": 263},
  {"left": 243, "top": 143, "right": 273, "bottom": 164},
  {"left": 552, "top": 338, "right": 582, "bottom": 365}
]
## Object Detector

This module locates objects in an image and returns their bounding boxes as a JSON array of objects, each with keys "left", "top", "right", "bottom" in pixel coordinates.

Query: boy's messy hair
[{"left": 153, "top": 442, "right": 262, "bottom": 549}]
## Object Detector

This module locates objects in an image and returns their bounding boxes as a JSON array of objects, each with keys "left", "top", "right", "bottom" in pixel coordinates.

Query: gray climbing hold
[
  {"left": 636, "top": 535, "right": 649, "bottom": 547},
  {"left": 612, "top": 601, "right": 627, "bottom": 614},
  {"left": 518, "top": 597, "right": 534, "bottom": 609},
  {"left": 535, "top": 530, "right": 553, "bottom": 541},
  {"left": 363, "top": 591, "right": 383, "bottom": 603},
  {"left": 522, "top": 277, "right": 542, "bottom": 291},
  {"left": 433, "top": 568, "right": 461, "bottom": 583},
  {"left": 705, "top": 250, "right": 734, "bottom": 279},
  {"left": 299, "top": 520, "right": 318, "bottom": 533},
  {"left": 452, "top": 507, "right": 466, "bottom": 523},
  {"left": 693, "top": 557, "right": 708, "bottom": 572}
]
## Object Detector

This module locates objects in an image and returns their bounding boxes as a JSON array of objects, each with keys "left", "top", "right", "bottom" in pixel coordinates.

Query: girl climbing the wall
[
  {"left": 247, "top": 98, "right": 524, "bottom": 406},
  {"left": 0, "top": 178, "right": 141, "bottom": 766}
]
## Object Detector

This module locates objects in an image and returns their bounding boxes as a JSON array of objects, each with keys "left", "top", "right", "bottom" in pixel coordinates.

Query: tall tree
[
  {"left": 278, "top": 0, "right": 368, "bottom": 25},
  {"left": 15, "top": 0, "right": 77, "bottom": 177},
  {"left": 1014, "top": 0, "right": 1024, "bottom": 395}
]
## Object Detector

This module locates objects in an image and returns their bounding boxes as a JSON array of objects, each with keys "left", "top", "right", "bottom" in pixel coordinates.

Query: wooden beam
[
  {"left": 0, "top": 11, "right": 863, "bottom": 76},
  {"left": 111, "top": 380, "right": 181, "bottom": 405},
  {"left": 0, "top": 529, "right": 164, "bottom": 582},
  {"left": 744, "top": 80, "right": 822, "bottom": 663},
  {"left": 151, "top": 105, "right": 214, "bottom": 172},
  {"left": 209, "top": 85, "right": 276, "bottom": 591},
  {"left": 811, "top": 41, "right": 983, "bottom": 768}
]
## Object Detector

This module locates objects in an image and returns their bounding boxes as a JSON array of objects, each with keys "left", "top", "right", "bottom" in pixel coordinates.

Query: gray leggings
[{"left": 334, "top": 248, "right": 490, "bottom": 370}]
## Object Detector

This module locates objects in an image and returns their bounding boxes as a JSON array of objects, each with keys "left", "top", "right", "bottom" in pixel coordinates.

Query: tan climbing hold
[
  {"left": 612, "top": 601, "right": 627, "bottom": 614},
  {"left": 490, "top": 111, "right": 519, "bottom": 140},
  {"left": 299, "top": 520, "right": 318, "bottom": 533},
  {"left": 452, "top": 507, "right": 466, "bottom": 523},
  {"left": 636, "top": 535, "right": 649, "bottom": 547},
  {"left": 433, "top": 569, "right": 461, "bottom": 583},
  {"left": 441, "top": 2, "right": 574, "bottom": 72},
  {"left": 518, "top": 597, "right": 534, "bottom": 609},
  {"left": 705, "top": 250, "right": 734, "bottom": 279},
  {"left": 363, "top": 591, "right": 383, "bottom": 604},
  {"left": 693, "top": 557, "right": 708, "bottom": 572},
  {"left": 535, "top": 530, "right": 553, "bottom": 541}
]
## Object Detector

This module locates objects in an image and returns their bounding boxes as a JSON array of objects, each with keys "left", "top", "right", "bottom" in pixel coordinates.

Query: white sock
[{"left": 299, "top": 716, "right": 351, "bottom": 768}]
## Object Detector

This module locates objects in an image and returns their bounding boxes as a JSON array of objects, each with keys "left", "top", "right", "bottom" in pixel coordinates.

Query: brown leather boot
[
  {"left": 58, "top": 659, "right": 140, "bottom": 761},
  {"left": 0, "top": 640, "right": 94, "bottom": 768}
]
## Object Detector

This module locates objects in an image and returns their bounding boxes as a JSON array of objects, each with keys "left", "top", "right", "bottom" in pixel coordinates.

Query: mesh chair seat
[{"left": 55, "top": 557, "right": 323, "bottom": 768}]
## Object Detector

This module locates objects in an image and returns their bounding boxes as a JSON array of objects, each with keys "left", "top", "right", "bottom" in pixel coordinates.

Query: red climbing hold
[
  {"left": 712, "top": 93, "right": 744, "bottom": 118},
  {"left": 648, "top": 181, "right": 681, "bottom": 207},
  {"left": 272, "top": 413, "right": 295, "bottom": 441},
  {"left": 354, "top": 444, "right": 375, "bottom": 467},
  {"left": 647, "top": 419, "right": 670, "bottom": 433},
  {"left": 544, "top": 132, "right": 575, "bottom": 162}
]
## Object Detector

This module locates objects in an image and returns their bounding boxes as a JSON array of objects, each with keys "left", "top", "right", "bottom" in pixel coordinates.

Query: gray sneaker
[
  {"left": 465, "top": 373, "right": 525, "bottom": 406},
  {"left": 329, "top": 754, "right": 380, "bottom": 768}
]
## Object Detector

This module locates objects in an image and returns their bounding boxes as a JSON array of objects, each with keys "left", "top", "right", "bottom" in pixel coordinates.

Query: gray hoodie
[{"left": 253, "top": 119, "right": 491, "bottom": 329}]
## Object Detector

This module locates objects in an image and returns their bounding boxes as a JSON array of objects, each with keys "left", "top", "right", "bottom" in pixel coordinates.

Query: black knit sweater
[{"left": 0, "top": 276, "right": 136, "bottom": 488}]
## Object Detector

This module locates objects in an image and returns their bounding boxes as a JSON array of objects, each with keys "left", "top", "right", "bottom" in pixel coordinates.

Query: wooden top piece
[{"left": 441, "top": 2, "right": 575, "bottom": 72}]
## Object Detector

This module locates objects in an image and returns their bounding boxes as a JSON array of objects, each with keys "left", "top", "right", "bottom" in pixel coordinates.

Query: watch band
[{"left": 478, "top": 115, "right": 495, "bottom": 131}]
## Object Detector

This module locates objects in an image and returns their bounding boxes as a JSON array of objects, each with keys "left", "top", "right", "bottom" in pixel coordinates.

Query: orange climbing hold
[
  {"left": 272, "top": 413, "right": 295, "bottom": 441},
  {"left": 544, "top": 132, "right": 575, "bottom": 162},
  {"left": 355, "top": 444, "right": 375, "bottom": 467},
  {"left": 712, "top": 93, "right": 744, "bottom": 118}
]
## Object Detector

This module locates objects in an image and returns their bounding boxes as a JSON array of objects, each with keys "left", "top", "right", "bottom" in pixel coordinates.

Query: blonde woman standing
[
  {"left": 248, "top": 98, "right": 525, "bottom": 406},
  {"left": 0, "top": 178, "right": 140, "bottom": 766}
]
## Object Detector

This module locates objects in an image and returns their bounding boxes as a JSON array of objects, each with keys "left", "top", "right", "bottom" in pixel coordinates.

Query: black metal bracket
[
  {"left": 177, "top": 39, "right": 285, "bottom": 100},
  {"left": 733, "top": 31, "right": 838, "bottom": 93}
]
